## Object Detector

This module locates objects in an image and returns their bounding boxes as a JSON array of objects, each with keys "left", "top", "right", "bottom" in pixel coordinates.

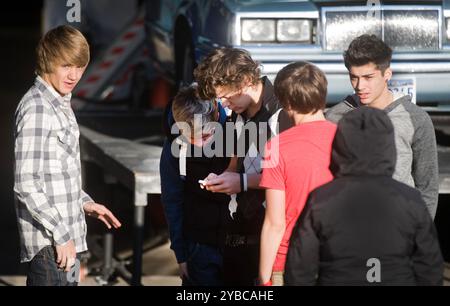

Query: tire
[
  {"left": 176, "top": 42, "right": 195, "bottom": 89},
  {"left": 129, "top": 64, "right": 149, "bottom": 111}
]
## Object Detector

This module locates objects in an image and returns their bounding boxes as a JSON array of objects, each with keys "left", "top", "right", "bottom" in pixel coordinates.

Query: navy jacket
[{"left": 159, "top": 102, "right": 227, "bottom": 263}]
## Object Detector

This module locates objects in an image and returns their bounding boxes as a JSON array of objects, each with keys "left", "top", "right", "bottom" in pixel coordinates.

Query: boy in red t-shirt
[{"left": 259, "top": 62, "right": 337, "bottom": 286}]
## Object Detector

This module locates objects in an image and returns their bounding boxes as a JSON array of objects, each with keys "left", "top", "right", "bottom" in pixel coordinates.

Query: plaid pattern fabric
[{"left": 14, "top": 76, "right": 93, "bottom": 262}]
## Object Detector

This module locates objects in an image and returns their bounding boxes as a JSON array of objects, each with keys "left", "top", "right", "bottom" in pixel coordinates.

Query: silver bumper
[{"left": 239, "top": 46, "right": 450, "bottom": 104}]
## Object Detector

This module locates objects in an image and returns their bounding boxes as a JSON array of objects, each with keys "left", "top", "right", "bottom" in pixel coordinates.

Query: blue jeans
[
  {"left": 182, "top": 241, "right": 223, "bottom": 286},
  {"left": 26, "top": 245, "right": 80, "bottom": 286}
]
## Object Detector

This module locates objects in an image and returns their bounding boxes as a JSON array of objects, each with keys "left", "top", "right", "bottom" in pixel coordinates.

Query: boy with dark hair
[
  {"left": 259, "top": 62, "right": 337, "bottom": 286},
  {"left": 326, "top": 34, "right": 438, "bottom": 219}
]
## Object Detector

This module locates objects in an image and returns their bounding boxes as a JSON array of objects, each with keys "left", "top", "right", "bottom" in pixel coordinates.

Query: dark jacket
[
  {"left": 182, "top": 146, "right": 230, "bottom": 247},
  {"left": 160, "top": 101, "right": 229, "bottom": 263},
  {"left": 229, "top": 76, "right": 293, "bottom": 236},
  {"left": 285, "top": 107, "right": 444, "bottom": 286}
]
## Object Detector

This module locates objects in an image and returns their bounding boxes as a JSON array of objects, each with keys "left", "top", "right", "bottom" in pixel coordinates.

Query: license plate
[{"left": 388, "top": 77, "right": 416, "bottom": 104}]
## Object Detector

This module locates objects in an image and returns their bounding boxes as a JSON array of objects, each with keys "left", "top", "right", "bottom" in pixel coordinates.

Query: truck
[{"left": 144, "top": 0, "right": 450, "bottom": 106}]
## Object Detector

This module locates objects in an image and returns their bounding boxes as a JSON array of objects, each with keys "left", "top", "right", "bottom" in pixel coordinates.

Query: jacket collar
[{"left": 240, "top": 76, "right": 280, "bottom": 122}]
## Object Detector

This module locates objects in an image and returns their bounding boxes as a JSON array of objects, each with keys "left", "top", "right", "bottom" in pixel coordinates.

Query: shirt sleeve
[
  {"left": 81, "top": 190, "right": 94, "bottom": 205},
  {"left": 14, "top": 102, "right": 71, "bottom": 245},
  {"left": 260, "top": 138, "right": 285, "bottom": 190},
  {"left": 411, "top": 112, "right": 439, "bottom": 219}
]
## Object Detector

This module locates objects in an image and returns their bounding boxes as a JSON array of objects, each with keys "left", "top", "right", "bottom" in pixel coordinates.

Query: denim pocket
[
  {"left": 33, "top": 245, "right": 54, "bottom": 260},
  {"left": 27, "top": 246, "right": 79, "bottom": 286},
  {"left": 27, "top": 246, "right": 58, "bottom": 286}
]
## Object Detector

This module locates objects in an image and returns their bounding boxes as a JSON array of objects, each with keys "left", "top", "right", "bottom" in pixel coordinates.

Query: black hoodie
[{"left": 285, "top": 107, "right": 443, "bottom": 286}]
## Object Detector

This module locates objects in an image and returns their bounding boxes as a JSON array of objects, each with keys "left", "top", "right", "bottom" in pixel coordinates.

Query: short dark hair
[
  {"left": 194, "top": 47, "right": 260, "bottom": 100},
  {"left": 274, "top": 61, "right": 327, "bottom": 114},
  {"left": 344, "top": 34, "right": 392, "bottom": 72}
]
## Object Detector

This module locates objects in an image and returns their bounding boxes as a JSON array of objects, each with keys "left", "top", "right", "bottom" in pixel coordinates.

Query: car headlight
[
  {"left": 277, "top": 19, "right": 312, "bottom": 42},
  {"left": 241, "top": 18, "right": 313, "bottom": 43},
  {"left": 241, "top": 19, "right": 276, "bottom": 42}
]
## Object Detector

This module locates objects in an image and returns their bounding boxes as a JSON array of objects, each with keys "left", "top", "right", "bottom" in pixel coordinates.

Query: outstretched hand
[{"left": 83, "top": 202, "right": 122, "bottom": 229}]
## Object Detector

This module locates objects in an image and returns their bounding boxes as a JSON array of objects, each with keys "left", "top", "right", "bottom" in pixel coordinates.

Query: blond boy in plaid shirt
[{"left": 14, "top": 25, "right": 121, "bottom": 286}]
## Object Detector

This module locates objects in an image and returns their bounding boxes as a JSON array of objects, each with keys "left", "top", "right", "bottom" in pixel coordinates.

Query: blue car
[{"left": 145, "top": 0, "right": 450, "bottom": 106}]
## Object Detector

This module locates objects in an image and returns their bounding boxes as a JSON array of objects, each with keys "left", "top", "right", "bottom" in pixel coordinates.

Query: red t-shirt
[{"left": 260, "top": 120, "right": 337, "bottom": 272}]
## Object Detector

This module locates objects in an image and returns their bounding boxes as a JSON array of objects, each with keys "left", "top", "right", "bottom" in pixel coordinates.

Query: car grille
[{"left": 323, "top": 6, "right": 441, "bottom": 51}]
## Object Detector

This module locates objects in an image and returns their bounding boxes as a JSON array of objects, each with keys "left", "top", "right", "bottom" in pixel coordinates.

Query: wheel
[
  {"left": 129, "top": 63, "right": 149, "bottom": 111},
  {"left": 176, "top": 42, "right": 195, "bottom": 89}
]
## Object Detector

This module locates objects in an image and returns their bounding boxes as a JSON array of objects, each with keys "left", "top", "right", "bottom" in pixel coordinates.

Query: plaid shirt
[{"left": 14, "top": 76, "right": 93, "bottom": 262}]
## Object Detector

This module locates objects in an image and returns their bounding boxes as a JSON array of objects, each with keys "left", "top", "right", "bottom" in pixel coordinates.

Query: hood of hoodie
[{"left": 330, "top": 107, "right": 396, "bottom": 178}]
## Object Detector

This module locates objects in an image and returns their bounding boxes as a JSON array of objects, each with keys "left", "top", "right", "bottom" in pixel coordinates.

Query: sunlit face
[
  {"left": 215, "top": 85, "right": 252, "bottom": 114},
  {"left": 349, "top": 62, "right": 392, "bottom": 106},
  {"left": 43, "top": 64, "right": 86, "bottom": 96}
]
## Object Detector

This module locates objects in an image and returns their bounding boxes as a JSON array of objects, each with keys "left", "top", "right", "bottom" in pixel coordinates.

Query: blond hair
[{"left": 36, "top": 25, "right": 90, "bottom": 76}]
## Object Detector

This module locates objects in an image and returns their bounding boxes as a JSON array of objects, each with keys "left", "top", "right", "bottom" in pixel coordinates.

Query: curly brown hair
[{"left": 193, "top": 47, "right": 260, "bottom": 100}]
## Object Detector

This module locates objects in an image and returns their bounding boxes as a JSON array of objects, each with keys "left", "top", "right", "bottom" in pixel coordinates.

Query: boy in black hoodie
[
  {"left": 160, "top": 85, "right": 230, "bottom": 285},
  {"left": 285, "top": 107, "right": 443, "bottom": 286}
]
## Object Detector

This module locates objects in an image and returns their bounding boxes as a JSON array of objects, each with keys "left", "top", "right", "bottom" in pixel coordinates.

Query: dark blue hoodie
[{"left": 159, "top": 101, "right": 228, "bottom": 263}]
